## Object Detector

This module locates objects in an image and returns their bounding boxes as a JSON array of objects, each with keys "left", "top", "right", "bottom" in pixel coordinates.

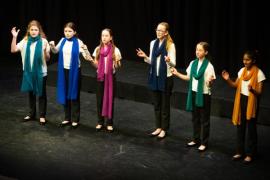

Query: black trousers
[
  {"left": 63, "top": 69, "right": 81, "bottom": 122},
  {"left": 236, "top": 94, "right": 258, "bottom": 157},
  {"left": 191, "top": 91, "right": 211, "bottom": 146},
  {"left": 96, "top": 75, "right": 116, "bottom": 126},
  {"left": 28, "top": 76, "right": 47, "bottom": 118},
  {"left": 152, "top": 76, "right": 174, "bottom": 131}
]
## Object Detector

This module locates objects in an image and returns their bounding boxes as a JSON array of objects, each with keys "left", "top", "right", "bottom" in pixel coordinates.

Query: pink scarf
[{"left": 97, "top": 44, "right": 114, "bottom": 119}]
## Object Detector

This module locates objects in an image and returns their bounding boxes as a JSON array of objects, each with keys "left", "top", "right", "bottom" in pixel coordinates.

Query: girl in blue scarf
[
  {"left": 11, "top": 20, "right": 50, "bottom": 125},
  {"left": 136, "top": 22, "right": 176, "bottom": 139},
  {"left": 50, "top": 22, "right": 92, "bottom": 128}
]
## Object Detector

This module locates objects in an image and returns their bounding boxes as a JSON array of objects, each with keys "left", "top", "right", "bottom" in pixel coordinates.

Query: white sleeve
[
  {"left": 78, "top": 39, "right": 85, "bottom": 53},
  {"left": 43, "top": 39, "right": 50, "bottom": 53},
  {"left": 186, "top": 60, "right": 194, "bottom": 76},
  {"left": 52, "top": 38, "right": 64, "bottom": 53},
  {"left": 167, "top": 43, "right": 176, "bottom": 67},
  {"left": 206, "top": 63, "right": 216, "bottom": 80},
  {"left": 92, "top": 47, "right": 99, "bottom": 57},
  {"left": 16, "top": 39, "right": 25, "bottom": 52},
  {"left": 258, "top": 69, "right": 266, "bottom": 82},
  {"left": 144, "top": 41, "right": 154, "bottom": 64},
  {"left": 115, "top": 47, "right": 122, "bottom": 60}
]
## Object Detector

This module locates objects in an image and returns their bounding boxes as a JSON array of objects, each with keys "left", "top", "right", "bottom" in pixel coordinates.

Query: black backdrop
[{"left": 1, "top": 0, "right": 269, "bottom": 77}]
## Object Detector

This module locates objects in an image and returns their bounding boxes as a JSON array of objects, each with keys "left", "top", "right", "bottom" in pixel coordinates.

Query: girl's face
[
  {"left": 196, "top": 44, "right": 208, "bottom": 60},
  {"left": 156, "top": 24, "right": 167, "bottom": 40},
  {"left": 64, "top": 27, "right": 76, "bottom": 39},
  {"left": 101, "top": 30, "right": 112, "bottom": 44},
  {"left": 29, "top": 25, "right": 40, "bottom": 38},
  {"left": 243, "top": 54, "right": 254, "bottom": 69}
]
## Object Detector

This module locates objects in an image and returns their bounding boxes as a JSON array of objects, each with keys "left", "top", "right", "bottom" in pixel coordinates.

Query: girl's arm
[
  {"left": 136, "top": 48, "right": 150, "bottom": 63},
  {"left": 222, "top": 70, "right": 238, "bottom": 88},
  {"left": 44, "top": 40, "right": 50, "bottom": 61},
  {"left": 49, "top": 41, "right": 57, "bottom": 53},
  {"left": 114, "top": 48, "right": 122, "bottom": 69},
  {"left": 249, "top": 82, "right": 263, "bottom": 96},
  {"left": 11, "top": 27, "right": 20, "bottom": 53},
  {"left": 171, "top": 67, "right": 190, "bottom": 81},
  {"left": 81, "top": 44, "right": 94, "bottom": 62},
  {"left": 91, "top": 58, "right": 98, "bottom": 68}
]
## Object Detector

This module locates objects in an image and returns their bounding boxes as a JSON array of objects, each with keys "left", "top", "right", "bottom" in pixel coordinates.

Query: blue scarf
[
  {"left": 57, "top": 37, "right": 79, "bottom": 105},
  {"left": 148, "top": 39, "right": 167, "bottom": 91},
  {"left": 186, "top": 58, "right": 209, "bottom": 111},
  {"left": 21, "top": 35, "right": 43, "bottom": 96}
]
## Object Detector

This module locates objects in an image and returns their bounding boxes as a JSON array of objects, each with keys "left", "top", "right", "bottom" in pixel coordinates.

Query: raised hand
[
  {"left": 221, "top": 70, "right": 230, "bottom": 80},
  {"left": 136, "top": 48, "right": 147, "bottom": 58},
  {"left": 11, "top": 27, "right": 20, "bottom": 38}
]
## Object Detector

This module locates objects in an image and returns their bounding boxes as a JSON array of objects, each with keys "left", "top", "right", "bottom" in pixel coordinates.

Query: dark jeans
[
  {"left": 63, "top": 68, "right": 81, "bottom": 122},
  {"left": 28, "top": 76, "right": 47, "bottom": 118},
  {"left": 152, "top": 76, "right": 174, "bottom": 131},
  {"left": 236, "top": 94, "right": 258, "bottom": 157},
  {"left": 191, "top": 91, "right": 211, "bottom": 146}
]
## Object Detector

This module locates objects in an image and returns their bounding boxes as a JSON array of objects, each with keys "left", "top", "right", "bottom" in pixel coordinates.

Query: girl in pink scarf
[{"left": 91, "top": 29, "right": 121, "bottom": 132}]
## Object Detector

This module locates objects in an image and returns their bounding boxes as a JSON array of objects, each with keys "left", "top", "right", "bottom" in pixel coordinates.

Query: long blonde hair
[
  {"left": 24, "top": 20, "right": 46, "bottom": 39},
  {"left": 158, "top": 22, "right": 173, "bottom": 51}
]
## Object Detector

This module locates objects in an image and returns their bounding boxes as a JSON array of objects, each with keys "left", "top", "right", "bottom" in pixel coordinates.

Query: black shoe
[{"left": 59, "top": 121, "right": 71, "bottom": 127}]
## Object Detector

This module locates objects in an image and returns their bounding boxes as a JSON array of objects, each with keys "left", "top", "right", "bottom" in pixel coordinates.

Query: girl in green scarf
[{"left": 171, "top": 42, "right": 215, "bottom": 152}]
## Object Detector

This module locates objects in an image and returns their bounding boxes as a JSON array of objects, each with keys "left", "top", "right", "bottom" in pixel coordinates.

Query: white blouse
[
  {"left": 92, "top": 46, "right": 122, "bottom": 74},
  {"left": 238, "top": 67, "right": 266, "bottom": 96},
  {"left": 144, "top": 39, "right": 176, "bottom": 77},
  {"left": 16, "top": 38, "right": 50, "bottom": 77},
  {"left": 186, "top": 59, "right": 216, "bottom": 95},
  {"left": 51, "top": 38, "right": 87, "bottom": 69}
]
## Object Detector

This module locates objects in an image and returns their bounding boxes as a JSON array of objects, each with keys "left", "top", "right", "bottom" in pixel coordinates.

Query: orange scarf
[{"left": 232, "top": 65, "right": 259, "bottom": 125}]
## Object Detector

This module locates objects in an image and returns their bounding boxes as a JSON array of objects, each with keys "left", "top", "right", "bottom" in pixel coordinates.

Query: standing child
[
  {"left": 171, "top": 42, "right": 215, "bottom": 151},
  {"left": 222, "top": 50, "right": 266, "bottom": 163},
  {"left": 91, "top": 28, "right": 121, "bottom": 133},
  {"left": 11, "top": 20, "right": 50, "bottom": 125},
  {"left": 49, "top": 22, "right": 92, "bottom": 128},
  {"left": 136, "top": 22, "right": 176, "bottom": 139}
]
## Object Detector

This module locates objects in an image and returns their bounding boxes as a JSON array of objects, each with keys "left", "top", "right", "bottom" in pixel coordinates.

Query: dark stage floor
[{"left": 0, "top": 58, "right": 270, "bottom": 180}]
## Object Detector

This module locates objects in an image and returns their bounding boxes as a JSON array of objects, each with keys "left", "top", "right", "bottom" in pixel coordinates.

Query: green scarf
[
  {"left": 186, "top": 58, "right": 209, "bottom": 111},
  {"left": 21, "top": 35, "right": 43, "bottom": 96}
]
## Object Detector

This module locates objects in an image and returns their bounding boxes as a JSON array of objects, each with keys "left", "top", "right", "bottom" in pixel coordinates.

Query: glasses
[{"left": 156, "top": 29, "right": 166, "bottom": 33}]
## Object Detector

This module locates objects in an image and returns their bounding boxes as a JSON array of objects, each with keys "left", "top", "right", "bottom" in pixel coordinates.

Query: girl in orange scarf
[{"left": 222, "top": 50, "right": 266, "bottom": 163}]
